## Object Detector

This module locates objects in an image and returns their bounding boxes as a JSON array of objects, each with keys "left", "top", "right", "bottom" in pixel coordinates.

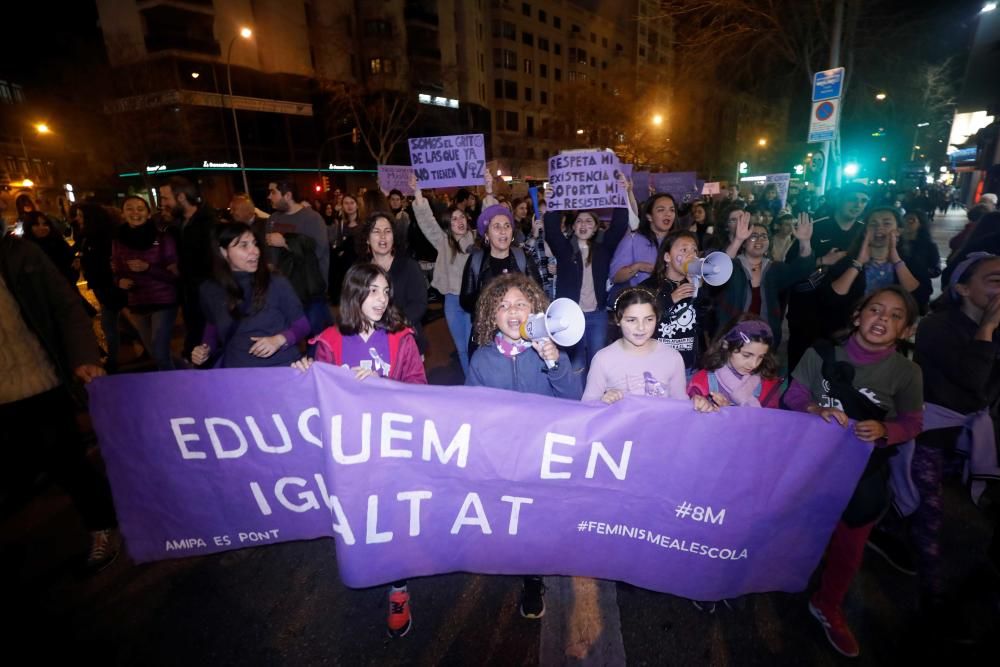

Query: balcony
[{"left": 404, "top": 5, "right": 439, "bottom": 29}]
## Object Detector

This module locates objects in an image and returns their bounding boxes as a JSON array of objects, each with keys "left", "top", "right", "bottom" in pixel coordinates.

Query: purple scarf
[{"left": 713, "top": 363, "right": 762, "bottom": 407}]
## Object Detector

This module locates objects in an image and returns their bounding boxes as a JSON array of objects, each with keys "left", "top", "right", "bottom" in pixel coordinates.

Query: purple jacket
[{"left": 112, "top": 232, "right": 179, "bottom": 307}]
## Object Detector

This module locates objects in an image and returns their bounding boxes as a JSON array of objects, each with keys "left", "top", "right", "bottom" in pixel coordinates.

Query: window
[
  {"left": 492, "top": 20, "right": 501, "bottom": 37},
  {"left": 495, "top": 109, "right": 504, "bottom": 129},
  {"left": 616, "top": 43, "right": 623, "bottom": 52},
  {"left": 526, "top": 115, "right": 535, "bottom": 137},
  {"left": 494, "top": 79, "right": 503, "bottom": 98},
  {"left": 538, "top": 37, "right": 549, "bottom": 51},
  {"left": 639, "top": 46, "right": 646, "bottom": 57},
  {"left": 493, "top": 48, "right": 502, "bottom": 68},
  {"left": 525, "top": 87, "right": 533, "bottom": 102},
  {"left": 571, "top": 24, "right": 581, "bottom": 33},
  {"left": 504, "top": 80, "right": 517, "bottom": 100},
  {"left": 503, "top": 21, "right": 516, "bottom": 40},
  {"left": 504, "top": 49, "right": 517, "bottom": 70},
  {"left": 524, "top": 58, "right": 533, "bottom": 74},
  {"left": 590, "top": 57, "right": 596, "bottom": 67},
  {"left": 576, "top": 49, "right": 587, "bottom": 64},
  {"left": 602, "top": 37, "right": 608, "bottom": 48},
  {"left": 481, "top": 82, "right": 486, "bottom": 101},
  {"left": 601, "top": 61, "right": 607, "bottom": 70},
  {"left": 506, "top": 111, "right": 519, "bottom": 132},
  {"left": 522, "top": 31, "right": 533, "bottom": 46},
  {"left": 11, "top": 84, "right": 23, "bottom": 103},
  {"left": 554, "top": 67, "right": 561, "bottom": 81},
  {"left": 365, "top": 20, "right": 392, "bottom": 36},
  {"left": 538, "top": 9, "right": 546, "bottom": 22},
  {"left": 522, "top": 2, "right": 531, "bottom": 16},
  {"left": 369, "top": 58, "right": 395, "bottom": 74},
  {"left": 540, "top": 63, "right": 547, "bottom": 78},
  {"left": 554, "top": 43, "right": 561, "bottom": 55},
  {"left": 0, "top": 81, "right": 12, "bottom": 104},
  {"left": 480, "top": 53, "right": 485, "bottom": 71},
  {"left": 601, "top": 82, "right": 607, "bottom": 91},
  {"left": 590, "top": 32, "right": 596, "bottom": 43},
  {"left": 553, "top": 16, "right": 561, "bottom": 28},
  {"left": 540, "top": 90, "right": 548, "bottom": 104},
  {"left": 478, "top": 23, "right": 483, "bottom": 40},
  {"left": 568, "top": 47, "right": 576, "bottom": 61}
]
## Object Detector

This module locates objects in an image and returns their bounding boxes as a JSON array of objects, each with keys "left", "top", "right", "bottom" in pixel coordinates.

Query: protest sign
[
  {"left": 408, "top": 134, "right": 486, "bottom": 188},
  {"left": 651, "top": 172, "right": 702, "bottom": 204},
  {"left": 702, "top": 182, "right": 721, "bottom": 196},
  {"left": 89, "top": 366, "right": 871, "bottom": 601},
  {"left": 377, "top": 165, "right": 415, "bottom": 196},
  {"left": 632, "top": 171, "right": 652, "bottom": 197},
  {"left": 765, "top": 173, "right": 792, "bottom": 208},
  {"left": 546, "top": 151, "right": 628, "bottom": 211}
]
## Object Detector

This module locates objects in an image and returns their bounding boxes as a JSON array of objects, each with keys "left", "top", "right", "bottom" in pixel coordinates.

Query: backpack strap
[{"left": 512, "top": 247, "right": 527, "bottom": 273}]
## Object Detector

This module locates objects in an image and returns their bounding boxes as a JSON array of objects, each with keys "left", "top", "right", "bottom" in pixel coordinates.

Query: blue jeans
[
  {"left": 128, "top": 306, "right": 178, "bottom": 370},
  {"left": 570, "top": 310, "right": 608, "bottom": 375},
  {"left": 444, "top": 293, "right": 472, "bottom": 378}
]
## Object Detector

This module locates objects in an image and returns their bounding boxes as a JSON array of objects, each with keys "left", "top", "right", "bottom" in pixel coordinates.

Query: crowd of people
[{"left": 2, "top": 169, "right": 999, "bottom": 657}]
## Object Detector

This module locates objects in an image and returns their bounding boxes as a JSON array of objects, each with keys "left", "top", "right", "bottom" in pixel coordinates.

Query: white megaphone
[
  {"left": 683, "top": 251, "right": 733, "bottom": 295},
  {"left": 519, "top": 298, "right": 586, "bottom": 369}
]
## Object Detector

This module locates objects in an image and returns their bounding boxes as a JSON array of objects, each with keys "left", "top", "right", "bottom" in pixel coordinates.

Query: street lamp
[
  {"left": 227, "top": 26, "right": 254, "bottom": 194},
  {"left": 651, "top": 114, "right": 663, "bottom": 126},
  {"left": 576, "top": 128, "right": 585, "bottom": 135},
  {"left": 982, "top": 2, "right": 997, "bottom": 12},
  {"left": 875, "top": 92, "right": 887, "bottom": 101},
  {"left": 34, "top": 123, "right": 50, "bottom": 134},
  {"left": 843, "top": 163, "right": 860, "bottom": 178},
  {"left": 757, "top": 138, "right": 767, "bottom": 147}
]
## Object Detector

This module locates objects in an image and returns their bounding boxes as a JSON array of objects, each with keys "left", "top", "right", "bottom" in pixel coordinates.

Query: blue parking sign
[{"left": 812, "top": 68, "right": 845, "bottom": 102}]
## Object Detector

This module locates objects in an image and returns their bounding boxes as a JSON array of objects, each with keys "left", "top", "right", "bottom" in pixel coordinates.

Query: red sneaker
[
  {"left": 387, "top": 588, "right": 412, "bottom": 638},
  {"left": 808, "top": 595, "right": 860, "bottom": 658}
]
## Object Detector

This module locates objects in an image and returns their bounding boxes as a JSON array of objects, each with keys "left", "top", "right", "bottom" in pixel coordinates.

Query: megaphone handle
[{"left": 545, "top": 358, "right": 557, "bottom": 370}]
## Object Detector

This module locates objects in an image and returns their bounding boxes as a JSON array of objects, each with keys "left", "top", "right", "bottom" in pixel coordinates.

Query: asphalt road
[{"left": 2, "top": 208, "right": 998, "bottom": 665}]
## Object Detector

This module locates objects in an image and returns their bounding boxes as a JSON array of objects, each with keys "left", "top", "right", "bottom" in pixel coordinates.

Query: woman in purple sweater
[{"left": 112, "top": 196, "right": 180, "bottom": 370}]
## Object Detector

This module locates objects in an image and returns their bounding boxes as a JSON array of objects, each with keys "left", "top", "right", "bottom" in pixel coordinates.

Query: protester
[
  {"left": 521, "top": 203, "right": 557, "bottom": 300},
  {"left": 785, "top": 184, "right": 869, "bottom": 372},
  {"left": 0, "top": 233, "right": 119, "bottom": 572},
  {"left": 898, "top": 209, "right": 941, "bottom": 313},
  {"left": 544, "top": 200, "right": 630, "bottom": 373},
  {"left": 24, "top": 211, "right": 76, "bottom": 286},
  {"left": 784, "top": 286, "right": 923, "bottom": 658},
  {"left": 769, "top": 213, "right": 796, "bottom": 262},
  {"left": 715, "top": 212, "right": 814, "bottom": 347},
  {"left": 266, "top": 181, "right": 332, "bottom": 337},
  {"left": 191, "top": 223, "right": 307, "bottom": 369},
  {"left": 329, "top": 193, "right": 363, "bottom": 302},
  {"left": 412, "top": 179, "right": 476, "bottom": 377},
  {"left": 610, "top": 192, "right": 677, "bottom": 297},
  {"left": 910, "top": 253, "right": 1000, "bottom": 630},
  {"left": 358, "top": 211, "right": 428, "bottom": 352},
  {"left": 159, "top": 177, "right": 218, "bottom": 359},
  {"left": 688, "top": 199, "right": 714, "bottom": 247},
  {"left": 581, "top": 286, "right": 691, "bottom": 405},
  {"left": 111, "top": 196, "right": 179, "bottom": 370},
  {"left": 640, "top": 230, "right": 714, "bottom": 373},
  {"left": 466, "top": 272, "right": 582, "bottom": 619},
  {"left": 943, "top": 211, "right": 1000, "bottom": 286},
  {"left": 688, "top": 317, "right": 783, "bottom": 409}
]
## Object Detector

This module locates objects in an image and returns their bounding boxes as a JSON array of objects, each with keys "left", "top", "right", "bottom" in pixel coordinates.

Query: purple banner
[
  {"left": 546, "top": 150, "right": 628, "bottom": 211},
  {"left": 651, "top": 172, "right": 702, "bottom": 204},
  {"left": 408, "top": 134, "right": 486, "bottom": 188},
  {"left": 632, "top": 171, "right": 652, "bottom": 198},
  {"left": 89, "top": 366, "right": 872, "bottom": 600}
]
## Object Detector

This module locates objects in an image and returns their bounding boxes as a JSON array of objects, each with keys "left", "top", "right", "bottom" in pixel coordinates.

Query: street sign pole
[{"left": 815, "top": 0, "right": 844, "bottom": 198}]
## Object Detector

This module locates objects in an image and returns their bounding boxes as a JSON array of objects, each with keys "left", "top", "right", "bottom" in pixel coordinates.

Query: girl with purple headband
[
  {"left": 688, "top": 316, "right": 783, "bottom": 409},
  {"left": 908, "top": 252, "right": 1000, "bottom": 633}
]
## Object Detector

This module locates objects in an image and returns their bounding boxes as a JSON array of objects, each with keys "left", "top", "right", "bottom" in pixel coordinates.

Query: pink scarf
[{"left": 713, "top": 363, "right": 762, "bottom": 407}]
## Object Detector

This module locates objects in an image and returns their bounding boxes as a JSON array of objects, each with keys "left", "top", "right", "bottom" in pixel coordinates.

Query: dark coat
[{"left": 543, "top": 207, "right": 629, "bottom": 310}]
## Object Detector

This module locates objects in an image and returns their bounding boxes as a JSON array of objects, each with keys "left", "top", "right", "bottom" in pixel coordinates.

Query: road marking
[{"left": 540, "top": 577, "right": 626, "bottom": 665}]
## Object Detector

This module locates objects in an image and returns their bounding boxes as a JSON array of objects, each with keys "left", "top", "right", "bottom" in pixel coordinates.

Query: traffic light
[
  {"left": 793, "top": 164, "right": 805, "bottom": 176},
  {"left": 738, "top": 161, "right": 749, "bottom": 175},
  {"left": 322, "top": 176, "right": 330, "bottom": 192},
  {"left": 314, "top": 183, "right": 322, "bottom": 193}
]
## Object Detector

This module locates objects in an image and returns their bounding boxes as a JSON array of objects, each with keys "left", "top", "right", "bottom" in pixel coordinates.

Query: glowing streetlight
[
  {"left": 34, "top": 123, "right": 51, "bottom": 134},
  {"left": 843, "top": 163, "right": 860, "bottom": 178},
  {"left": 880, "top": 156, "right": 888, "bottom": 162},
  {"left": 914, "top": 145, "right": 921, "bottom": 150},
  {"left": 240, "top": 27, "right": 253, "bottom": 39},
  {"left": 757, "top": 138, "right": 767, "bottom": 147},
  {"left": 191, "top": 72, "right": 200, "bottom": 79},
  {"left": 651, "top": 114, "right": 663, "bottom": 126},
  {"left": 22, "top": 179, "right": 34, "bottom": 188},
  {"left": 576, "top": 128, "right": 585, "bottom": 135},
  {"left": 875, "top": 92, "right": 887, "bottom": 101},
  {"left": 982, "top": 2, "right": 997, "bottom": 13}
]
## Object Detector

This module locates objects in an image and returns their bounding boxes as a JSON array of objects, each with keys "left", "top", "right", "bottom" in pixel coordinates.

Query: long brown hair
[
  {"left": 700, "top": 315, "right": 780, "bottom": 379},
  {"left": 337, "top": 263, "right": 409, "bottom": 335},
  {"left": 211, "top": 222, "right": 271, "bottom": 317},
  {"left": 651, "top": 230, "right": 699, "bottom": 282}
]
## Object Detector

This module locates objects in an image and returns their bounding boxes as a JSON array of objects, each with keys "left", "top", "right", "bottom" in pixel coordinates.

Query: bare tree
[{"left": 321, "top": 83, "right": 421, "bottom": 166}]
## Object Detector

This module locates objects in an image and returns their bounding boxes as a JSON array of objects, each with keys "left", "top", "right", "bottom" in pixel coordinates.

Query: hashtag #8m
[{"left": 674, "top": 502, "right": 725, "bottom": 525}]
